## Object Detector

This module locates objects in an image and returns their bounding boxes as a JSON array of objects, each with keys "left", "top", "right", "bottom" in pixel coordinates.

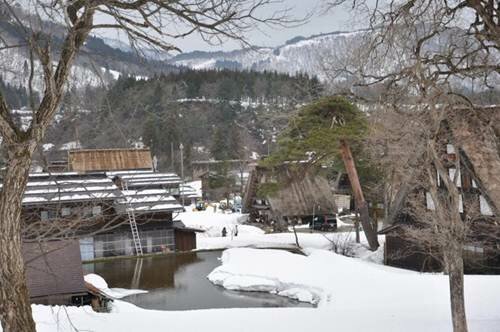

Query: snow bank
[
  {"left": 208, "top": 249, "right": 324, "bottom": 305},
  {"left": 84, "top": 273, "right": 147, "bottom": 299},
  {"left": 198, "top": 230, "right": 384, "bottom": 261},
  {"left": 84, "top": 273, "right": 108, "bottom": 289},
  {"left": 207, "top": 248, "right": 500, "bottom": 330}
]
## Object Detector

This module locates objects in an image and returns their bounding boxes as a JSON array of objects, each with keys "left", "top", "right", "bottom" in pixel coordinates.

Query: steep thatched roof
[
  {"left": 448, "top": 106, "right": 500, "bottom": 214},
  {"left": 385, "top": 105, "right": 500, "bottom": 226},
  {"left": 266, "top": 172, "right": 337, "bottom": 218}
]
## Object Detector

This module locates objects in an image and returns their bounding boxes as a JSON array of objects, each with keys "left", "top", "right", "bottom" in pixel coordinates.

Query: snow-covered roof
[
  {"left": 21, "top": 174, "right": 119, "bottom": 204},
  {"left": 180, "top": 184, "right": 201, "bottom": 198},
  {"left": 115, "top": 189, "right": 183, "bottom": 213},
  {"left": 10, "top": 170, "right": 184, "bottom": 213},
  {"left": 107, "top": 170, "right": 182, "bottom": 188}
]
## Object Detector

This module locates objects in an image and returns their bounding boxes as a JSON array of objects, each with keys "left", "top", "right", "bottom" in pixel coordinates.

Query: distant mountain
[
  {"left": 166, "top": 31, "right": 367, "bottom": 80},
  {"left": 0, "top": 15, "right": 178, "bottom": 91}
]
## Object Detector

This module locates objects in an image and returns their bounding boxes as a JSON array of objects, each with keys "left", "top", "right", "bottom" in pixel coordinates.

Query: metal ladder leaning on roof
[{"left": 123, "top": 181, "right": 143, "bottom": 256}]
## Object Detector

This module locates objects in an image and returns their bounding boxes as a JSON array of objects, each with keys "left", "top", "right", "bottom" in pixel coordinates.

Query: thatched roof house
[
  {"left": 266, "top": 172, "right": 337, "bottom": 218},
  {"left": 380, "top": 105, "right": 500, "bottom": 272},
  {"left": 243, "top": 165, "right": 337, "bottom": 222}
]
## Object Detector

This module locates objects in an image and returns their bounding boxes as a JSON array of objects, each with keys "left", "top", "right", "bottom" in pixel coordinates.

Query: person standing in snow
[
  {"left": 222, "top": 227, "right": 227, "bottom": 237},
  {"left": 234, "top": 225, "right": 238, "bottom": 237}
]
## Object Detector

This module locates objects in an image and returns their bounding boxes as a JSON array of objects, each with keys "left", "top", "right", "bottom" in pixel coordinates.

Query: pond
[{"left": 82, "top": 250, "right": 313, "bottom": 310}]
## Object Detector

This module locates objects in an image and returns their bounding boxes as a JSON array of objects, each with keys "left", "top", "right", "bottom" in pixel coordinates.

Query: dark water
[{"left": 82, "top": 250, "right": 313, "bottom": 310}]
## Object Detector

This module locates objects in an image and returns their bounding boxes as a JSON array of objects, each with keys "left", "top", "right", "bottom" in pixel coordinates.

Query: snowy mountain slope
[
  {"left": 167, "top": 31, "right": 366, "bottom": 80},
  {"left": 167, "top": 28, "right": 500, "bottom": 89},
  {"left": 0, "top": 17, "right": 178, "bottom": 91}
]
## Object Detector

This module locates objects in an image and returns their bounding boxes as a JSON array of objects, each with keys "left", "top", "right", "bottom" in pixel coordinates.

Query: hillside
[
  {"left": 39, "top": 69, "right": 323, "bottom": 173},
  {"left": 0, "top": 11, "right": 178, "bottom": 91},
  {"left": 166, "top": 31, "right": 366, "bottom": 80}
]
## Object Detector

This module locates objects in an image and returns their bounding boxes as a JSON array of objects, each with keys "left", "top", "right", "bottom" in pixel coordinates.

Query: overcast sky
[{"left": 97, "top": 0, "right": 363, "bottom": 53}]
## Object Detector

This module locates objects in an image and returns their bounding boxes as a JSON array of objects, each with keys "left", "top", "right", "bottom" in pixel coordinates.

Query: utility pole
[
  {"left": 170, "top": 142, "right": 174, "bottom": 172},
  {"left": 179, "top": 143, "right": 185, "bottom": 206}
]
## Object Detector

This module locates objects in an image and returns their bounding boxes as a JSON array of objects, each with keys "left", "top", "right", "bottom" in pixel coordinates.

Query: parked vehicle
[
  {"left": 309, "top": 215, "right": 338, "bottom": 231},
  {"left": 195, "top": 201, "right": 206, "bottom": 211}
]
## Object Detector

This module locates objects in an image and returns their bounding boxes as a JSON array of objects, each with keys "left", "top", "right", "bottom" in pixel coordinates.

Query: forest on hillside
[{"left": 38, "top": 69, "right": 323, "bottom": 173}]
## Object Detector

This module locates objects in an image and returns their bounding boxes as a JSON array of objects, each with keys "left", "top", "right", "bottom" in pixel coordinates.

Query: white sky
[{"left": 96, "top": 0, "right": 365, "bottom": 53}]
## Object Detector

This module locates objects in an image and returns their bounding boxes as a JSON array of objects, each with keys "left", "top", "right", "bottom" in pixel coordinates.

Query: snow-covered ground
[
  {"left": 176, "top": 208, "right": 380, "bottom": 261},
  {"left": 16, "top": 248, "right": 500, "bottom": 332},
  {"left": 4, "top": 210, "right": 499, "bottom": 331}
]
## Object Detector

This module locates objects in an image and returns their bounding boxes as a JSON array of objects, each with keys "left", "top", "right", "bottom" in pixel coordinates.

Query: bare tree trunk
[
  {"left": 355, "top": 214, "right": 360, "bottom": 243},
  {"left": 292, "top": 224, "right": 301, "bottom": 248},
  {"left": 444, "top": 245, "right": 468, "bottom": 332},
  {"left": 0, "top": 146, "right": 36, "bottom": 332},
  {"left": 339, "top": 140, "right": 379, "bottom": 250}
]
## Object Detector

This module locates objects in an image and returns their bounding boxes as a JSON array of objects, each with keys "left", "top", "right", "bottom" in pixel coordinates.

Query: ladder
[{"left": 123, "top": 181, "right": 143, "bottom": 256}]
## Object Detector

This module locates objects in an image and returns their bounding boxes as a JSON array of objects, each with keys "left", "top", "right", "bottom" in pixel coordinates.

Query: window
[
  {"left": 41, "top": 211, "right": 49, "bottom": 221},
  {"left": 463, "top": 245, "right": 484, "bottom": 254},
  {"left": 92, "top": 206, "right": 102, "bottom": 216},
  {"left": 479, "top": 196, "right": 493, "bottom": 216},
  {"left": 61, "top": 207, "right": 71, "bottom": 217},
  {"left": 448, "top": 168, "right": 462, "bottom": 187},
  {"left": 425, "top": 192, "right": 435, "bottom": 210},
  {"left": 83, "top": 206, "right": 92, "bottom": 217}
]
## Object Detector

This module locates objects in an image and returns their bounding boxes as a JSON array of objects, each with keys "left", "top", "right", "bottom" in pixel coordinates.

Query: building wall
[
  {"left": 174, "top": 230, "right": 197, "bottom": 252},
  {"left": 81, "top": 228, "right": 175, "bottom": 259},
  {"left": 384, "top": 233, "right": 442, "bottom": 272}
]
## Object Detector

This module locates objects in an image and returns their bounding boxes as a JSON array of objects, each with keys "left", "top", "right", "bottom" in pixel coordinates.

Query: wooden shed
[
  {"left": 68, "top": 148, "right": 153, "bottom": 172},
  {"left": 173, "top": 221, "right": 203, "bottom": 252}
]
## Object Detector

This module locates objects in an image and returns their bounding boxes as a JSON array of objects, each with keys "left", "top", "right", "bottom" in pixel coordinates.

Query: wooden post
[{"left": 339, "top": 139, "right": 379, "bottom": 250}]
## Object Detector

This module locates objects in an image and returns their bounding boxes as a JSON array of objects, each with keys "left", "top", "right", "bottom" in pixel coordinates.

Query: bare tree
[
  {"left": 322, "top": 1, "right": 500, "bottom": 331},
  {"left": 0, "top": 1, "right": 296, "bottom": 330}
]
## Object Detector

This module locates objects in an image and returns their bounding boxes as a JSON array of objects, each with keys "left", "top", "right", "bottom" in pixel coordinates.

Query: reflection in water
[{"left": 83, "top": 250, "right": 313, "bottom": 310}]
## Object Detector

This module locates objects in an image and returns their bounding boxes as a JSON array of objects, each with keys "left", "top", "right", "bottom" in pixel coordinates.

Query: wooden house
[
  {"left": 191, "top": 159, "right": 250, "bottom": 180},
  {"left": 380, "top": 106, "right": 500, "bottom": 273},
  {"left": 12, "top": 147, "right": 209, "bottom": 305}
]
